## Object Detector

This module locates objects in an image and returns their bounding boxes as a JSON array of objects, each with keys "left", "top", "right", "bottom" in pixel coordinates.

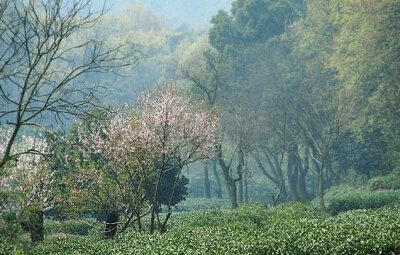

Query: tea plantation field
[{"left": 3, "top": 202, "right": 398, "bottom": 255}]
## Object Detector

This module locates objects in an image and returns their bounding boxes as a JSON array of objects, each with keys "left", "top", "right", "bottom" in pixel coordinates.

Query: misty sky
[{"left": 91, "top": 0, "right": 233, "bottom": 28}]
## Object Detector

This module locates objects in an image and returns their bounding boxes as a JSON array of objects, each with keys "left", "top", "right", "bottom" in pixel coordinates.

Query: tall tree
[
  {"left": 209, "top": 0, "right": 305, "bottom": 53},
  {"left": 330, "top": 0, "right": 400, "bottom": 174},
  {"left": 0, "top": 0, "right": 137, "bottom": 169}
]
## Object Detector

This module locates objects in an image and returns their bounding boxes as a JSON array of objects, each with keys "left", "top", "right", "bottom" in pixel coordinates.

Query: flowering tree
[
  {"left": 70, "top": 86, "right": 218, "bottom": 235},
  {"left": 65, "top": 111, "right": 156, "bottom": 237},
  {"left": 0, "top": 133, "right": 52, "bottom": 243},
  {"left": 139, "top": 86, "right": 219, "bottom": 232}
]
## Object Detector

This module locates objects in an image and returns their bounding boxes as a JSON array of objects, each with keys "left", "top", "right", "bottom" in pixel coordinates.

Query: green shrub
[
  {"left": 172, "top": 198, "right": 231, "bottom": 212},
  {"left": 0, "top": 237, "right": 16, "bottom": 255},
  {"left": 369, "top": 172, "right": 400, "bottom": 190},
  {"left": 29, "top": 203, "right": 400, "bottom": 255},
  {"left": 44, "top": 218, "right": 99, "bottom": 236},
  {"left": 327, "top": 190, "right": 400, "bottom": 215},
  {"left": 318, "top": 185, "right": 364, "bottom": 208}
]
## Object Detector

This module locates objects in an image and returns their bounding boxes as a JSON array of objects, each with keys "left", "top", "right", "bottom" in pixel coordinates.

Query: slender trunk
[
  {"left": 212, "top": 160, "right": 222, "bottom": 199},
  {"left": 225, "top": 179, "right": 231, "bottom": 197},
  {"left": 287, "top": 158, "right": 298, "bottom": 201},
  {"left": 161, "top": 164, "right": 184, "bottom": 233},
  {"left": 0, "top": 124, "right": 20, "bottom": 169},
  {"left": 238, "top": 177, "right": 243, "bottom": 204},
  {"left": 215, "top": 144, "right": 238, "bottom": 209},
  {"left": 244, "top": 155, "right": 249, "bottom": 204},
  {"left": 319, "top": 159, "right": 326, "bottom": 212},
  {"left": 297, "top": 168, "right": 308, "bottom": 200},
  {"left": 326, "top": 158, "right": 339, "bottom": 185},
  {"left": 244, "top": 179, "right": 249, "bottom": 203},
  {"left": 324, "top": 157, "right": 331, "bottom": 188},
  {"left": 287, "top": 144, "right": 299, "bottom": 201},
  {"left": 253, "top": 152, "right": 283, "bottom": 204},
  {"left": 312, "top": 150, "right": 321, "bottom": 195},
  {"left": 30, "top": 210, "right": 44, "bottom": 243},
  {"left": 150, "top": 167, "right": 163, "bottom": 233},
  {"left": 229, "top": 181, "right": 238, "bottom": 209},
  {"left": 298, "top": 147, "right": 309, "bottom": 200},
  {"left": 105, "top": 211, "right": 119, "bottom": 238},
  {"left": 265, "top": 144, "right": 287, "bottom": 206},
  {"left": 219, "top": 166, "right": 238, "bottom": 208},
  {"left": 273, "top": 153, "right": 287, "bottom": 205},
  {"left": 237, "top": 149, "right": 245, "bottom": 204},
  {"left": 203, "top": 162, "right": 211, "bottom": 199},
  {"left": 253, "top": 153, "right": 278, "bottom": 184},
  {"left": 137, "top": 210, "right": 142, "bottom": 232}
]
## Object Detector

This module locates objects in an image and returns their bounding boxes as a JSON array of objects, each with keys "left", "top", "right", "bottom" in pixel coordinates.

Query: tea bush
[
  {"left": 369, "top": 172, "right": 400, "bottom": 190},
  {"left": 172, "top": 198, "right": 231, "bottom": 212},
  {"left": 44, "top": 218, "right": 100, "bottom": 236},
  {"left": 327, "top": 190, "right": 400, "bottom": 215},
  {"left": 29, "top": 203, "right": 400, "bottom": 254}
]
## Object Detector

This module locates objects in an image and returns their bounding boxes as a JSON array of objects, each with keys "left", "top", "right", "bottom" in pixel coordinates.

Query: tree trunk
[
  {"left": 229, "top": 181, "right": 238, "bottom": 209},
  {"left": 203, "top": 162, "right": 211, "bottom": 198},
  {"left": 238, "top": 177, "right": 243, "bottom": 204},
  {"left": 312, "top": 150, "right": 321, "bottom": 195},
  {"left": 215, "top": 144, "right": 238, "bottom": 209},
  {"left": 137, "top": 210, "right": 142, "bottom": 232},
  {"left": 244, "top": 179, "right": 249, "bottom": 203},
  {"left": 0, "top": 124, "right": 20, "bottom": 169},
  {"left": 287, "top": 144, "right": 299, "bottom": 201},
  {"left": 150, "top": 166, "right": 164, "bottom": 233},
  {"left": 326, "top": 158, "right": 339, "bottom": 185},
  {"left": 30, "top": 210, "right": 44, "bottom": 243},
  {"left": 212, "top": 160, "right": 223, "bottom": 199},
  {"left": 273, "top": 179, "right": 286, "bottom": 206},
  {"left": 318, "top": 159, "right": 327, "bottom": 212},
  {"left": 237, "top": 149, "right": 245, "bottom": 204},
  {"left": 297, "top": 147, "right": 309, "bottom": 200},
  {"left": 105, "top": 211, "right": 119, "bottom": 238},
  {"left": 261, "top": 148, "right": 287, "bottom": 205}
]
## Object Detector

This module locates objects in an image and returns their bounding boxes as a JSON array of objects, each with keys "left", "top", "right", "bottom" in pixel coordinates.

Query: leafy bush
[
  {"left": 29, "top": 203, "right": 400, "bottom": 255},
  {"left": 327, "top": 190, "right": 400, "bottom": 215},
  {"left": 318, "top": 185, "right": 363, "bottom": 208},
  {"left": 0, "top": 210, "right": 33, "bottom": 254},
  {"left": 44, "top": 218, "right": 99, "bottom": 236},
  {"left": 0, "top": 237, "right": 17, "bottom": 255},
  {"left": 369, "top": 172, "right": 400, "bottom": 190},
  {"left": 172, "top": 198, "right": 231, "bottom": 212}
]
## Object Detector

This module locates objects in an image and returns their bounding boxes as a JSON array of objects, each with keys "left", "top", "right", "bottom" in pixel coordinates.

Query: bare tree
[
  {"left": 0, "top": 0, "right": 138, "bottom": 168},
  {"left": 292, "top": 87, "right": 347, "bottom": 212},
  {"left": 183, "top": 47, "right": 263, "bottom": 208},
  {"left": 183, "top": 49, "right": 245, "bottom": 209}
]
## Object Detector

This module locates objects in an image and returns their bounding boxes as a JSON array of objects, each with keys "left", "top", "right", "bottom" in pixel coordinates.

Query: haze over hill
[{"left": 93, "top": 0, "right": 233, "bottom": 28}]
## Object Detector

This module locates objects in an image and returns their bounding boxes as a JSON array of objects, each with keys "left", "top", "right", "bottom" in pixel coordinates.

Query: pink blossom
[{"left": 0, "top": 134, "right": 53, "bottom": 211}]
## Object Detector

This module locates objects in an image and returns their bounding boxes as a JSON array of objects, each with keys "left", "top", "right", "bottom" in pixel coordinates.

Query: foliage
[
  {"left": 368, "top": 172, "right": 400, "bottom": 191},
  {"left": 44, "top": 218, "right": 100, "bottom": 236},
  {"left": 59, "top": 86, "right": 219, "bottom": 234},
  {"left": 327, "top": 190, "right": 400, "bottom": 215},
  {"left": 209, "top": 0, "right": 305, "bottom": 52},
  {"left": 3, "top": 0, "right": 400, "bottom": 251},
  {"left": 29, "top": 203, "right": 400, "bottom": 254},
  {"left": 329, "top": 0, "right": 400, "bottom": 175},
  {"left": 0, "top": 135, "right": 53, "bottom": 244},
  {"left": 146, "top": 159, "right": 189, "bottom": 209},
  {"left": 173, "top": 198, "right": 231, "bottom": 212}
]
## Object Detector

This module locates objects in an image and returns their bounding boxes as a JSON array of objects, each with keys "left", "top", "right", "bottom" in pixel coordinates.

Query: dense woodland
[{"left": 1, "top": 0, "right": 400, "bottom": 254}]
